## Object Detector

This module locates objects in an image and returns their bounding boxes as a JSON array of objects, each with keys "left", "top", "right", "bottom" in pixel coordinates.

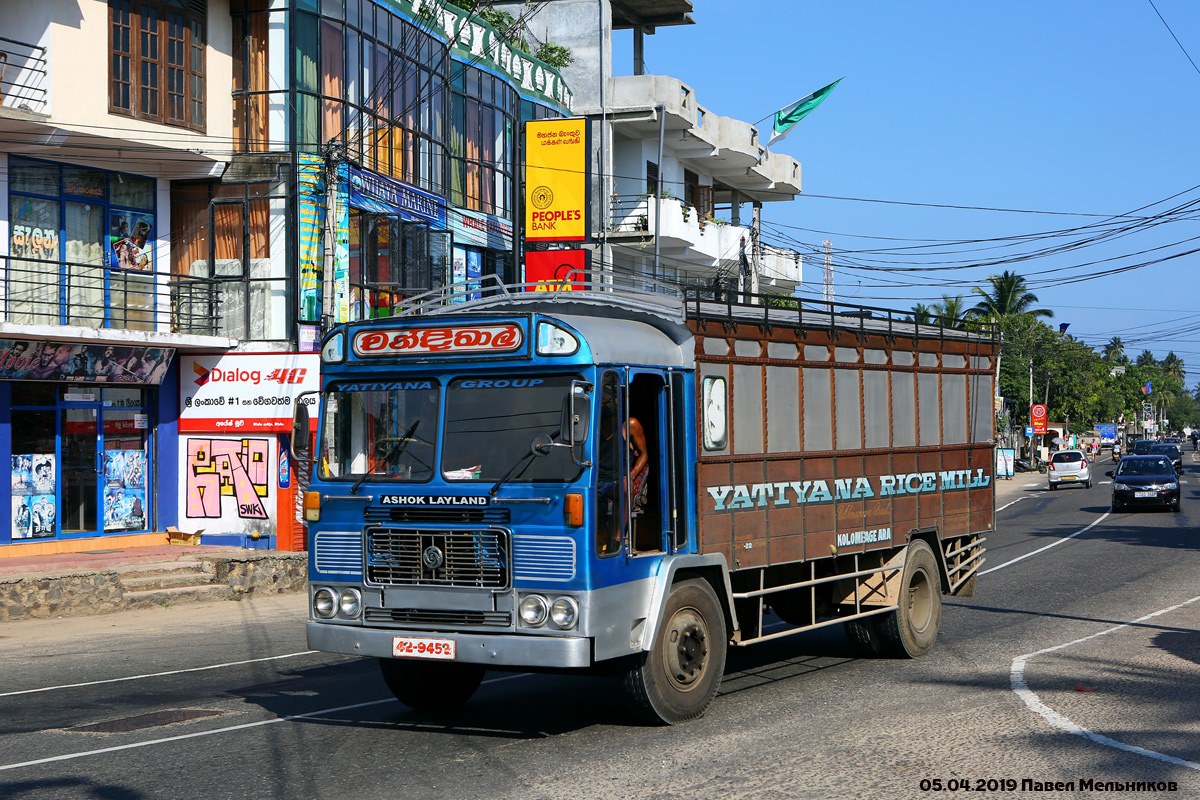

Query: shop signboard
[
  {"left": 525, "top": 118, "right": 589, "bottom": 242},
  {"left": 525, "top": 249, "right": 588, "bottom": 291},
  {"left": 346, "top": 165, "right": 447, "bottom": 226},
  {"left": 996, "top": 448, "right": 1015, "bottom": 479},
  {"left": 0, "top": 340, "right": 174, "bottom": 385},
  {"left": 1031, "top": 404, "right": 1048, "bottom": 435},
  {"left": 449, "top": 208, "right": 512, "bottom": 250},
  {"left": 179, "top": 353, "right": 320, "bottom": 433}
]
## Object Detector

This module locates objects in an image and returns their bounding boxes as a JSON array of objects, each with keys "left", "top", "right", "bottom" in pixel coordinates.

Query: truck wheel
[
  {"left": 844, "top": 617, "right": 885, "bottom": 657},
  {"left": 622, "top": 578, "right": 727, "bottom": 724},
  {"left": 378, "top": 658, "right": 485, "bottom": 712},
  {"left": 877, "top": 540, "right": 942, "bottom": 658}
]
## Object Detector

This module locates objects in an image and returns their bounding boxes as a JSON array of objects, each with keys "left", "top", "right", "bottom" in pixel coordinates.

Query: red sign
[
  {"left": 525, "top": 249, "right": 588, "bottom": 292},
  {"left": 1031, "top": 404, "right": 1048, "bottom": 435},
  {"left": 353, "top": 324, "right": 524, "bottom": 357}
]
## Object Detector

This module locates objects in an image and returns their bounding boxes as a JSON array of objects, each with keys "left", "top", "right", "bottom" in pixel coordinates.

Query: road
[{"left": 1, "top": 455, "right": 1197, "bottom": 799}]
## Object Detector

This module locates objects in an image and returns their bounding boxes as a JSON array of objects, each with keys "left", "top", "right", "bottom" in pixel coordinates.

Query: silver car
[{"left": 1048, "top": 449, "right": 1092, "bottom": 489}]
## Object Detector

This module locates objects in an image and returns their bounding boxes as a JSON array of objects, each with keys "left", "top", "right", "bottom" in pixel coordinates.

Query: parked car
[
  {"left": 1107, "top": 456, "right": 1181, "bottom": 512},
  {"left": 1131, "top": 439, "right": 1157, "bottom": 456},
  {"left": 1048, "top": 449, "right": 1091, "bottom": 490},
  {"left": 1149, "top": 443, "right": 1184, "bottom": 473}
]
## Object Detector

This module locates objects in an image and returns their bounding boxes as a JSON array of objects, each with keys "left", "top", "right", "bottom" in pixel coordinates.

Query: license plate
[
  {"left": 1134, "top": 491, "right": 1155, "bottom": 498},
  {"left": 1061, "top": 475, "right": 1076, "bottom": 480},
  {"left": 392, "top": 636, "right": 456, "bottom": 660}
]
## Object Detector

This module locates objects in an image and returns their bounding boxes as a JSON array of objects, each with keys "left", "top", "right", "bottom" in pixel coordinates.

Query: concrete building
[{"left": 495, "top": 0, "right": 804, "bottom": 294}]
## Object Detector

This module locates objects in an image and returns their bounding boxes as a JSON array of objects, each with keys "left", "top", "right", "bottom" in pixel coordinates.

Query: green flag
[{"left": 769, "top": 78, "right": 843, "bottom": 146}]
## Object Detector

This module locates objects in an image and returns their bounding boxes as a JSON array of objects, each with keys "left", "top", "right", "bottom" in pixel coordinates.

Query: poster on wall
[
  {"left": 108, "top": 212, "right": 154, "bottom": 271},
  {"left": 103, "top": 450, "right": 147, "bottom": 531},
  {"left": 0, "top": 340, "right": 174, "bottom": 385},
  {"left": 11, "top": 455, "right": 33, "bottom": 496},
  {"left": 466, "top": 249, "right": 482, "bottom": 300},
  {"left": 30, "top": 495, "right": 56, "bottom": 538},
  {"left": 11, "top": 453, "right": 54, "bottom": 539},
  {"left": 298, "top": 154, "right": 326, "bottom": 323}
]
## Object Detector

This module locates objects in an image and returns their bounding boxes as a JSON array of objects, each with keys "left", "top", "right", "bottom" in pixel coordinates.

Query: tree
[
  {"left": 968, "top": 270, "right": 1054, "bottom": 320},
  {"left": 933, "top": 295, "right": 968, "bottom": 329},
  {"left": 907, "top": 302, "right": 934, "bottom": 324},
  {"left": 1136, "top": 350, "right": 1157, "bottom": 367},
  {"left": 1101, "top": 337, "right": 1127, "bottom": 364}
]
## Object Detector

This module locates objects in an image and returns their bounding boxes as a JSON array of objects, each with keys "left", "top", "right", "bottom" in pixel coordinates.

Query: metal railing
[
  {"left": 0, "top": 34, "right": 49, "bottom": 114},
  {"left": 1, "top": 255, "right": 223, "bottom": 335}
]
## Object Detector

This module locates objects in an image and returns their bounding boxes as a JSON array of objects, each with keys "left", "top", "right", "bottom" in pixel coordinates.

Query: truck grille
[
  {"left": 365, "top": 526, "right": 509, "bottom": 589},
  {"left": 364, "top": 608, "right": 512, "bottom": 627},
  {"left": 364, "top": 507, "right": 510, "bottom": 525}
]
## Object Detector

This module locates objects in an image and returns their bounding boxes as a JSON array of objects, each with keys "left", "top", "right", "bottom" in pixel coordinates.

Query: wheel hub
[{"left": 664, "top": 609, "right": 708, "bottom": 691}]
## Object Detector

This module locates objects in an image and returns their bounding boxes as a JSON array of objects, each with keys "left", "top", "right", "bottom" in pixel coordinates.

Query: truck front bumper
[{"left": 307, "top": 622, "right": 593, "bottom": 669}]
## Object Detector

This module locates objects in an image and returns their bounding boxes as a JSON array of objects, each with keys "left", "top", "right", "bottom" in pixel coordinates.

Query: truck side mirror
[
  {"left": 291, "top": 393, "right": 315, "bottom": 460},
  {"left": 561, "top": 392, "right": 591, "bottom": 445}
]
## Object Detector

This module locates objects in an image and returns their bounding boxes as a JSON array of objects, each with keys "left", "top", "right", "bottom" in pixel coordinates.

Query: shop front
[{"left": 0, "top": 340, "right": 176, "bottom": 546}]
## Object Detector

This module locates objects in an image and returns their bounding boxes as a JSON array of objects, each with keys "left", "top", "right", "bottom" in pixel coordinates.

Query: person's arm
[{"left": 628, "top": 416, "right": 649, "bottom": 478}]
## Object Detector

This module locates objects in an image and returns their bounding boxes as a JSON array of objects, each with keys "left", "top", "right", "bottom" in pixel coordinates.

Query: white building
[{"left": 496, "top": 0, "right": 804, "bottom": 295}]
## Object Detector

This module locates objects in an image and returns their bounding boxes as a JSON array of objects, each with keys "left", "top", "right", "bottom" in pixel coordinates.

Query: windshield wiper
[
  {"left": 489, "top": 433, "right": 554, "bottom": 499},
  {"left": 351, "top": 420, "right": 420, "bottom": 495}
]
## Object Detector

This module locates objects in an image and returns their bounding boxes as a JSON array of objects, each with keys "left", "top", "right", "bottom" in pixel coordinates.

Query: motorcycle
[{"left": 1014, "top": 454, "right": 1047, "bottom": 474}]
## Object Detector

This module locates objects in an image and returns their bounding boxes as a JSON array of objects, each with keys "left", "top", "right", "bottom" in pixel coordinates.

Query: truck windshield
[
  {"left": 442, "top": 375, "right": 583, "bottom": 483},
  {"left": 319, "top": 380, "right": 440, "bottom": 482}
]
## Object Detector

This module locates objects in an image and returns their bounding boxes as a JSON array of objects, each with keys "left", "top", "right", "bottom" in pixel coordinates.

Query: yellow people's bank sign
[{"left": 524, "top": 118, "right": 588, "bottom": 242}]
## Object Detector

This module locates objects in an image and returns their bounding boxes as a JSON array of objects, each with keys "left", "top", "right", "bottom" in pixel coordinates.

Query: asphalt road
[{"left": 1, "top": 454, "right": 1197, "bottom": 800}]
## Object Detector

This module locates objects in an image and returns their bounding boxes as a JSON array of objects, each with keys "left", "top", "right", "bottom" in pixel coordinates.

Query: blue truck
[
  {"left": 1095, "top": 423, "right": 1117, "bottom": 447},
  {"left": 293, "top": 279, "right": 997, "bottom": 723}
]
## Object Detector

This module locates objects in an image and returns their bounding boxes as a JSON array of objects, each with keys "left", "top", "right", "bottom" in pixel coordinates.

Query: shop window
[{"left": 109, "top": 0, "right": 207, "bottom": 132}]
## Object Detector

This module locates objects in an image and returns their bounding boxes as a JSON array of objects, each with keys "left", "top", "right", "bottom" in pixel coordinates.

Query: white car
[{"left": 1048, "top": 449, "right": 1092, "bottom": 489}]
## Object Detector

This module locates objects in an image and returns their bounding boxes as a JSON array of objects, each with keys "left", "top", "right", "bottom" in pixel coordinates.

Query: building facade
[
  {"left": 495, "top": 0, "right": 804, "bottom": 295},
  {"left": 0, "top": 0, "right": 572, "bottom": 555}
]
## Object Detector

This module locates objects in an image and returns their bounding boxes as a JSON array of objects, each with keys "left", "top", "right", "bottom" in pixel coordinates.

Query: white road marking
[
  {"left": 981, "top": 512, "right": 1110, "bottom": 575},
  {"left": 1023, "top": 482, "right": 1041, "bottom": 488},
  {"left": 0, "top": 672, "right": 533, "bottom": 772},
  {"left": 996, "top": 496, "right": 1030, "bottom": 513},
  {"left": 1011, "top": 595, "right": 1200, "bottom": 771},
  {"left": 0, "top": 651, "right": 320, "bottom": 698}
]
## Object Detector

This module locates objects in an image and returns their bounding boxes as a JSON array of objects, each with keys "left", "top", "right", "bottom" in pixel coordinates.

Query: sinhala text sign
[
  {"left": 525, "top": 118, "right": 588, "bottom": 242},
  {"left": 179, "top": 353, "right": 320, "bottom": 433}
]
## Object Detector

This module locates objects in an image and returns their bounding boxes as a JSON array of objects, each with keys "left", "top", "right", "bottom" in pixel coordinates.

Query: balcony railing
[
  {"left": 0, "top": 35, "right": 49, "bottom": 114},
  {"left": 1, "top": 255, "right": 223, "bottom": 336}
]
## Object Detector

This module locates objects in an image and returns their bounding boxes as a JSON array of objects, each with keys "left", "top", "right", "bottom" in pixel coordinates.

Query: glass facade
[{"left": 8, "top": 156, "right": 157, "bottom": 331}]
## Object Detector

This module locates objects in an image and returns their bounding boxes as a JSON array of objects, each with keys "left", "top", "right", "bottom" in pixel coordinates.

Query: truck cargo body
[{"left": 299, "top": 282, "right": 997, "bottom": 722}]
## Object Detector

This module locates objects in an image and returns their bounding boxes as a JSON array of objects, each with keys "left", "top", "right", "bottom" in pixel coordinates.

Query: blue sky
[{"left": 612, "top": 0, "right": 1200, "bottom": 384}]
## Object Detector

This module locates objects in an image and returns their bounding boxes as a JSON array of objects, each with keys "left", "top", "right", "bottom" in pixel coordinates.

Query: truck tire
[
  {"left": 621, "top": 578, "right": 727, "bottom": 724},
  {"left": 844, "top": 617, "right": 885, "bottom": 657},
  {"left": 876, "top": 540, "right": 942, "bottom": 658},
  {"left": 378, "top": 658, "right": 485, "bottom": 712}
]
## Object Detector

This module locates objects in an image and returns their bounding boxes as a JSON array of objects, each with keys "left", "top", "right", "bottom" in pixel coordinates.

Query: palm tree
[
  {"left": 1101, "top": 337, "right": 1127, "bottom": 364},
  {"left": 1136, "top": 350, "right": 1157, "bottom": 367},
  {"left": 968, "top": 270, "right": 1054, "bottom": 320},
  {"left": 1161, "top": 351, "right": 1184, "bottom": 380},
  {"left": 908, "top": 302, "right": 934, "bottom": 324},
  {"left": 933, "top": 295, "right": 968, "bottom": 329}
]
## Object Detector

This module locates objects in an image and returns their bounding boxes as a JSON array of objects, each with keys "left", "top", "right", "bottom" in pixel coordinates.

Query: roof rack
[{"left": 387, "top": 272, "right": 996, "bottom": 342}]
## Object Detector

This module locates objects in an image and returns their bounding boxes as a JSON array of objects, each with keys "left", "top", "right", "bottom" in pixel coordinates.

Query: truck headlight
[
  {"left": 550, "top": 596, "right": 578, "bottom": 629},
  {"left": 339, "top": 588, "right": 362, "bottom": 618},
  {"left": 313, "top": 588, "right": 337, "bottom": 619},
  {"left": 519, "top": 594, "right": 549, "bottom": 626}
]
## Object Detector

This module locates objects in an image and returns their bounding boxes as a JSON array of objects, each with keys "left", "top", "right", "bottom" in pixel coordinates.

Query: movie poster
[
  {"left": 11, "top": 454, "right": 54, "bottom": 539},
  {"left": 11, "top": 455, "right": 33, "bottom": 496},
  {"left": 11, "top": 500, "right": 32, "bottom": 540},
  {"left": 103, "top": 450, "right": 147, "bottom": 531},
  {"left": 30, "top": 495, "right": 55, "bottom": 538},
  {"left": 108, "top": 212, "right": 153, "bottom": 271}
]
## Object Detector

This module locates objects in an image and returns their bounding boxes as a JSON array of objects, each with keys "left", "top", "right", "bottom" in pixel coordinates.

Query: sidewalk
[{"left": 0, "top": 542, "right": 307, "bottom": 623}]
